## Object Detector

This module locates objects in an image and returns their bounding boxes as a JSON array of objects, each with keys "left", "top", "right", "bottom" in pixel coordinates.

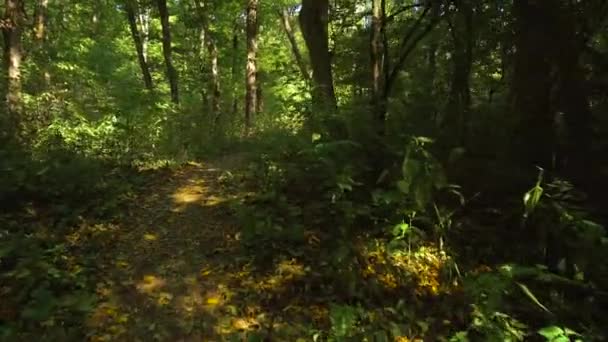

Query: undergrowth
[{"left": 234, "top": 131, "right": 608, "bottom": 341}]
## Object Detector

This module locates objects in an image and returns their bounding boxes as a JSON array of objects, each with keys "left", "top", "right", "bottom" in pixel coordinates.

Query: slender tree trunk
[
  {"left": 137, "top": 5, "right": 151, "bottom": 64},
  {"left": 299, "top": 0, "right": 337, "bottom": 115},
  {"left": 33, "top": 0, "right": 50, "bottom": 91},
  {"left": 33, "top": 0, "right": 48, "bottom": 46},
  {"left": 157, "top": 0, "right": 179, "bottom": 104},
  {"left": 245, "top": 0, "right": 258, "bottom": 134},
  {"left": 279, "top": 8, "right": 309, "bottom": 83},
  {"left": 231, "top": 22, "right": 239, "bottom": 118},
  {"left": 209, "top": 41, "right": 221, "bottom": 121},
  {"left": 126, "top": 1, "right": 153, "bottom": 90},
  {"left": 370, "top": 0, "right": 387, "bottom": 135},
  {"left": 194, "top": 0, "right": 221, "bottom": 120},
  {"left": 2, "top": 0, "right": 24, "bottom": 143},
  {"left": 444, "top": 0, "right": 473, "bottom": 147}
]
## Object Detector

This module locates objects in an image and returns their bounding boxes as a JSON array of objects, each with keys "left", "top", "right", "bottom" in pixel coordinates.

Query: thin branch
[
  {"left": 386, "top": 4, "right": 424, "bottom": 22},
  {"left": 385, "top": 6, "right": 442, "bottom": 97}
]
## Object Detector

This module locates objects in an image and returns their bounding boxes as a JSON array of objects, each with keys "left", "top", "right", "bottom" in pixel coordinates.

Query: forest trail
[{"left": 86, "top": 158, "right": 319, "bottom": 341}]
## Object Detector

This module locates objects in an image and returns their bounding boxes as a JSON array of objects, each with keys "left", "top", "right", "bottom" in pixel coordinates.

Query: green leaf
[
  {"left": 538, "top": 326, "right": 565, "bottom": 340},
  {"left": 517, "top": 282, "right": 552, "bottom": 314},
  {"left": 397, "top": 180, "right": 411, "bottom": 194}
]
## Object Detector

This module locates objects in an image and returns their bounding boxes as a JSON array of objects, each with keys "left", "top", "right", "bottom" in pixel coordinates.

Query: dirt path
[{"left": 85, "top": 160, "right": 322, "bottom": 341}]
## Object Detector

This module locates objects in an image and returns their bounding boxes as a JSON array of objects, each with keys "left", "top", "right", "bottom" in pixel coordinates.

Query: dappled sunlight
[
  {"left": 136, "top": 274, "right": 167, "bottom": 294},
  {"left": 171, "top": 183, "right": 205, "bottom": 205},
  {"left": 360, "top": 241, "right": 453, "bottom": 296}
]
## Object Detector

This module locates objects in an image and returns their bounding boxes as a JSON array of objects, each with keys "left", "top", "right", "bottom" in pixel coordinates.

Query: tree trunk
[
  {"left": 126, "top": 0, "right": 153, "bottom": 90},
  {"left": 2, "top": 0, "right": 24, "bottom": 143},
  {"left": 444, "top": 0, "right": 473, "bottom": 147},
  {"left": 33, "top": 0, "right": 48, "bottom": 46},
  {"left": 279, "top": 8, "right": 309, "bottom": 83},
  {"left": 551, "top": 2, "right": 592, "bottom": 179},
  {"left": 194, "top": 1, "right": 221, "bottom": 121},
  {"left": 299, "top": 0, "right": 337, "bottom": 115},
  {"left": 512, "top": 0, "right": 555, "bottom": 168},
  {"left": 245, "top": 0, "right": 258, "bottom": 134},
  {"left": 137, "top": 5, "right": 151, "bottom": 65},
  {"left": 370, "top": 0, "right": 387, "bottom": 135},
  {"left": 157, "top": 0, "right": 179, "bottom": 104},
  {"left": 231, "top": 22, "right": 239, "bottom": 118}
]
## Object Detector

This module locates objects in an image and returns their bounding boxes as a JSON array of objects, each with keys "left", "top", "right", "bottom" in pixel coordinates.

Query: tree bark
[
  {"left": 370, "top": 0, "right": 387, "bottom": 135},
  {"left": 2, "top": 0, "right": 24, "bottom": 143},
  {"left": 33, "top": 0, "right": 48, "bottom": 46},
  {"left": 194, "top": 1, "right": 221, "bottom": 120},
  {"left": 245, "top": 0, "right": 258, "bottom": 134},
  {"left": 231, "top": 21, "right": 239, "bottom": 118},
  {"left": 443, "top": 0, "right": 474, "bottom": 147},
  {"left": 299, "top": 0, "right": 337, "bottom": 114},
  {"left": 137, "top": 5, "right": 151, "bottom": 65},
  {"left": 126, "top": 0, "right": 153, "bottom": 90},
  {"left": 279, "top": 8, "right": 310, "bottom": 83},
  {"left": 157, "top": 0, "right": 179, "bottom": 104}
]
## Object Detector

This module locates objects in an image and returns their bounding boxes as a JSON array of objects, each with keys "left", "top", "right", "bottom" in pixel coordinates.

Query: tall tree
[
  {"left": 370, "top": 0, "right": 387, "bottom": 135},
  {"left": 245, "top": 0, "right": 258, "bottom": 134},
  {"left": 157, "top": 0, "right": 179, "bottom": 104},
  {"left": 2, "top": 0, "right": 24, "bottom": 143},
  {"left": 279, "top": 7, "right": 310, "bottom": 83},
  {"left": 33, "top": 0, "right": 48, "bottom": 46},
  {"left": 299, "top": 0, "right": 337, "bottom": 115},
  {"left": 194, "top": 0, "right": 221, "bottom": 121},
  {"left": 230, "top": 20, "right": 240, "bottom": 118},
  {"left": 126, "top": 0, "right": 154, "bottom": 90},
  {"left": 443, "top": 0, "right": 474, "bottom": 147}
]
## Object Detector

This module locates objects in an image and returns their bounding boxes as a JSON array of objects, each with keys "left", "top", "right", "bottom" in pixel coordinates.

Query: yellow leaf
[
  {"left": 143, "top": 233, "right": 158, "bottom": 241},
  {"left": 206, "top": 296, "right": 220, "bottom": 305}
]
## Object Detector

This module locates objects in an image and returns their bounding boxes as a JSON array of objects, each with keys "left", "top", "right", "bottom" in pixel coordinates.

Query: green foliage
[
  {"left": 538, "top": 326, "right": 583, "bottom": 342},
  {"left": 0, "top": 233, "right": 95, "bottom": 340}
]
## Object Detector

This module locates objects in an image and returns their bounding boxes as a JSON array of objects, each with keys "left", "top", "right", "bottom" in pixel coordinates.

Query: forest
[{"left": 1, "top": 0, "right": 608, "bottom": 340}]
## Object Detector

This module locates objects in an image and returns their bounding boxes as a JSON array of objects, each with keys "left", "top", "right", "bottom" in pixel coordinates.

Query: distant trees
[
  {"left": 245, "top": 0, "right": 258, "bottom": 134},
  {"left": 125, "top": 0, "right": 154, "bottom": 90},
  {"left": 157, "top": 0, "right": 179, "bottom": 104},
  {"left": 2, "top": 0, "right": 24, "bottom": 143}
]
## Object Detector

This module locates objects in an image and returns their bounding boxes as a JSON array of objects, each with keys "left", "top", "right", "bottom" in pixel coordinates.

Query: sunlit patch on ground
[
  {"left": 361, "top": 241, "right": 454, "bottom": 296},
  {"left": 136, "top": 274, "right": 166, "bottom": 294},
  {"left": 85, "top": 162, "right": 331, "bottom": 340},
  {"left": 171, "top": 184, "right": 205, "bottom": 206}
]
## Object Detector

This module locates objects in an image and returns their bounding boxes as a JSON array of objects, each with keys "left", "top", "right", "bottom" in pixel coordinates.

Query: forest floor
[{"left": 85, "top": 157, "right": 325, "bottom": 341}]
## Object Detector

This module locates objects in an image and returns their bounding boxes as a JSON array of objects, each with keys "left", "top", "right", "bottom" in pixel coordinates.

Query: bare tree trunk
[
  {"left": 443, "top": 0, "right": 473, "bottom": 147},
  {"left": 157, "top": 0, "right": 179, "bottom": 104},
  {"left": 370, "top": 0, "right": 387, "bottom": 135},
  {"left": 33, "top": 0, "right": 48, "bottom": 45},
  {"left": 2, "top": 0, "right": 24, "bottom": 143},
  {"left": 245, "top": 0, "right": 258, "bottom": 134},
  {"left": 126, "top": 0, "right": 153, "bottom": 90},
  {"left": 33, "top": 0, "right": 51, "bottom": 91},
  {"left": 299, "top": 0, "right": 337, "bottom": 114},
  {"left": 231, "top": 22, "right": 239, "bottom": 118},
  {"left": 194, "top": 1, "right": 221, "bottom": 120},
  {"left": 278, "top": 8, "right": 310, "bottom": 83},
  {"left": 137, "top": 5, "right": 151, "bottom": 64}
]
